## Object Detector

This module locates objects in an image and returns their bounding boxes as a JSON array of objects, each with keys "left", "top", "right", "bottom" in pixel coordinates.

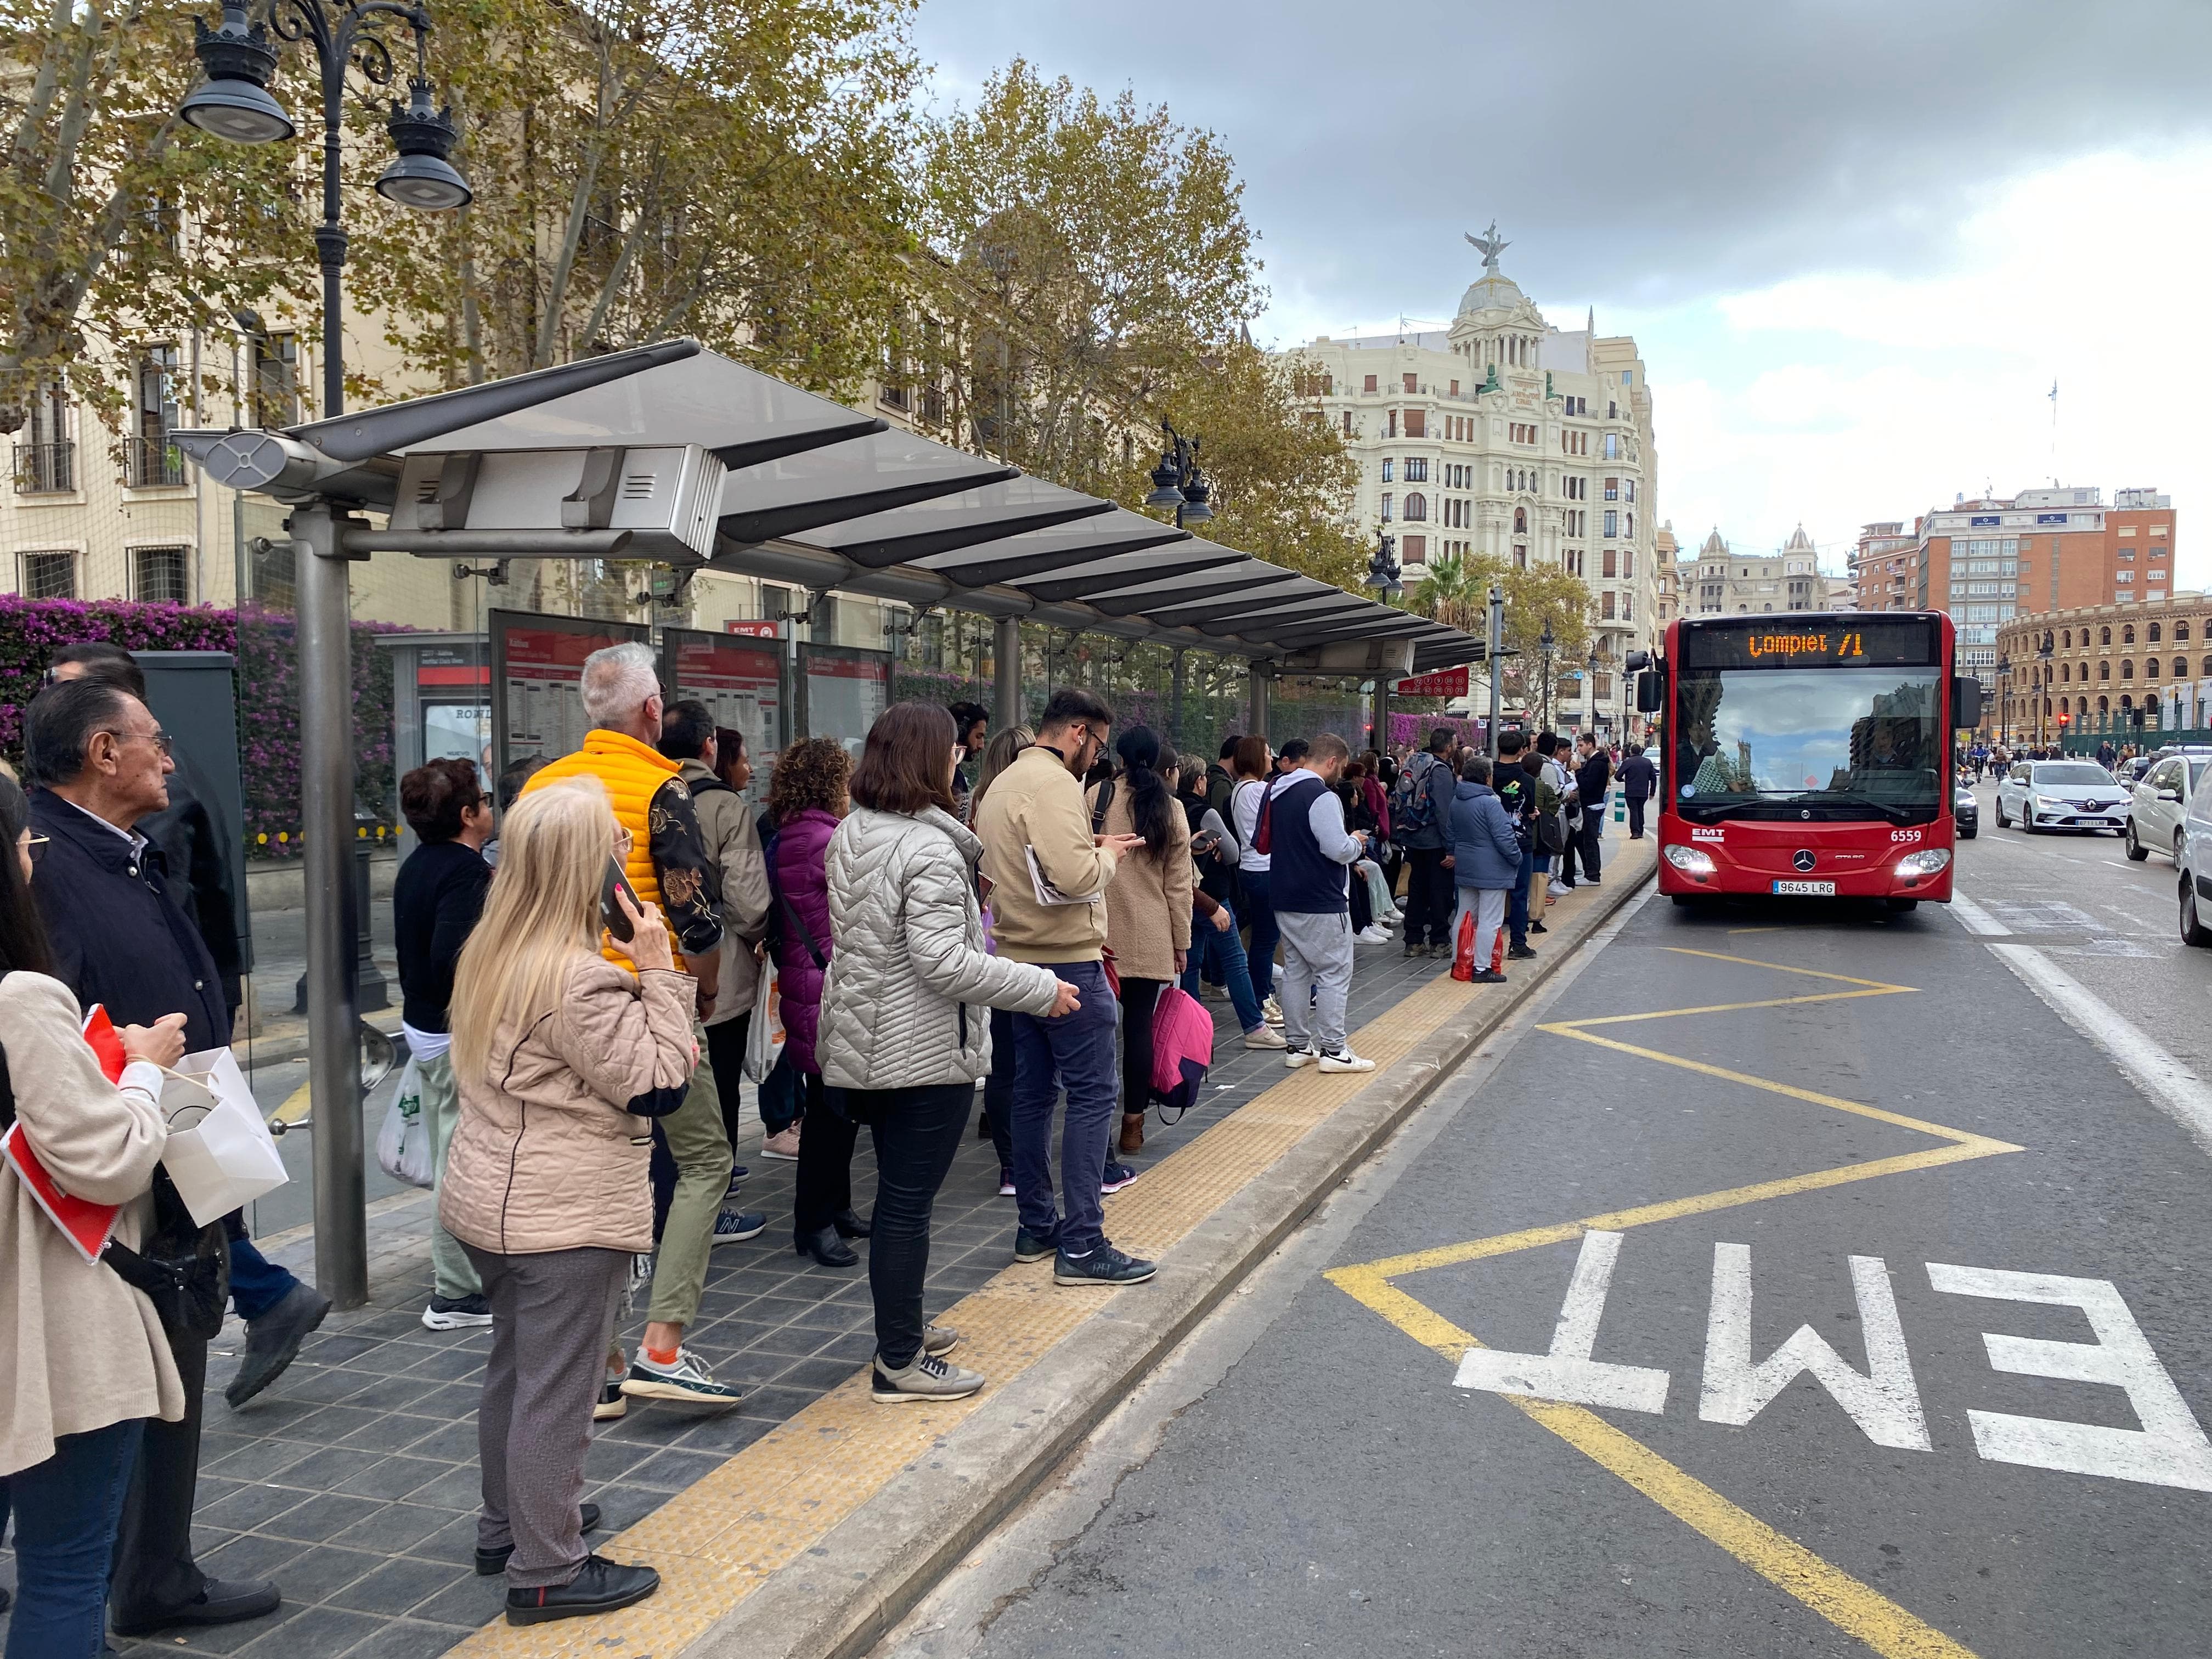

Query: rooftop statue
[{"left": 1466, "top": 221, "right": 1509, "bottom": 274}]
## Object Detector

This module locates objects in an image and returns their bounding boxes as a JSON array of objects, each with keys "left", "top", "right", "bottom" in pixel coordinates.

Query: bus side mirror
[
  {"left": 1634, "top": 669, "right": 1663, "bottom": 714},
  {"left": 1951, "top": 676, "right": 1983, "bottom": 729}
]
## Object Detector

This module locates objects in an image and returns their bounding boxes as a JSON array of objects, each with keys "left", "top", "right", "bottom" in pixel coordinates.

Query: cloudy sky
[{"left": 911, "top": 0, "right": 2212, "bottom": 583}]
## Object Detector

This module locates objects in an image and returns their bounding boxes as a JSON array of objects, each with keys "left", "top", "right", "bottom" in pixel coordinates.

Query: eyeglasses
[
  {"left": 613, "top": 826, "right": 634, "bottom": 857},
  {"left": 92, "top": 727, "right": 173, "bottom": 756}
]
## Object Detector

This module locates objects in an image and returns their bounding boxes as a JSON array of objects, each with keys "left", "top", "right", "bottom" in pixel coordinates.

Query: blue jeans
[
  {"left": 223, "top": 1215, "right": 297, "bottom": 1323},
  {"left": 1508, "top": 843, "right": 1533, "bottom": 947},
  {"left": 1181, "top": 904, "right": 1266, "bottom": 1032},
  {"left": 1011, "top": 959, "right": 1120, "bottom": 1255},
  {"left": 1239, "top": 870, "right": 1280, "bottom": 1002},
  {"left": 0, "top": 1418, "right": 145, "bottom": 1658}
]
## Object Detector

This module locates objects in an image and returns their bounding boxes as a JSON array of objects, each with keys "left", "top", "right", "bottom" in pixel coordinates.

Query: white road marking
[
  {"left": 1927, "top": 1263, "right": 2212, "bottom": 1493},
  {"left": 1985, "top": 941, "right": 2212, "bottom": 1158},
  {"left": 1454, "top": 1229, "right": 1672, "bottom": 1413},
  {"left": 1948, "top": 889, "right": 2012, "bottom": 936},
  {"left": 1700, "top": 1245, "right": 1930, "bottom": 1450}
]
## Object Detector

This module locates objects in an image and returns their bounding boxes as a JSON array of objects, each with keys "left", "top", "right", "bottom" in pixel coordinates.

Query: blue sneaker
[
  {"left": 712, "top": 1209, "right": 768, "bottom": 1246},
  {"left": 1100, "top": 1161, "right": 1139, "bottom": 1194},
  {"left": 1053, "top": 1243, "right": 1156, "bottom": 1286},
  {"left": 1013, "top": 1227, "right": 1058, "bottom": 1264},
  {"left": 722, "top": 1167, "right": 749, "bottom": 1200}
]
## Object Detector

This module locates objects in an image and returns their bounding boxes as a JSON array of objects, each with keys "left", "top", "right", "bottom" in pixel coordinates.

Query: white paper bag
[{"left": 160, "top": 1046, "right": 290, "bottom": 1226}]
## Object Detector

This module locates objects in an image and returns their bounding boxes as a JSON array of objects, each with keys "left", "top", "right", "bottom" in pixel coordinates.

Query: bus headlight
[
  {"left": 1663, "top": 844, "right": 1717, "bottom": 877},
  {"left": 1895, "top": 849, "right": 1952, "bottom": 878}
]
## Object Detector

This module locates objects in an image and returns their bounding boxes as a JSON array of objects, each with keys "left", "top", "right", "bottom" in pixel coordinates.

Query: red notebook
[{"left": 1, "top": 1006, "right": 132, "bottom": 1264}]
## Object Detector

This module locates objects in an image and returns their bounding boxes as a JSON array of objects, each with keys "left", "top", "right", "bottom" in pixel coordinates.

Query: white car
[
  {"left": 2126, "top": 751, "right": 2212, "bottom": 864},
  {"left": 1994, "top": 759, "right": 2130, "bottom": 835},
  {"left": 2179, "top": 765, "right": 2212, "bottom": 947}
]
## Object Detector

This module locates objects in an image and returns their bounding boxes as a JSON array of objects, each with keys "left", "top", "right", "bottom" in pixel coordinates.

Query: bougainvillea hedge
[{"left": 0, "top": 597, "right": 400, "bottom": 860}]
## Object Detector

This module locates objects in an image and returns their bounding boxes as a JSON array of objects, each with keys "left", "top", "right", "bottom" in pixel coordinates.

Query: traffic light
[{"left": 2057, "top": 710, "right": 2072, "bottom": 726}]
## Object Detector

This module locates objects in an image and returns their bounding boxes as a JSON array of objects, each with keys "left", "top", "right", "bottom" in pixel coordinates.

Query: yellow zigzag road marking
[{"left": 1325, "top": 944, "right": 2022, "bottom": 1659}]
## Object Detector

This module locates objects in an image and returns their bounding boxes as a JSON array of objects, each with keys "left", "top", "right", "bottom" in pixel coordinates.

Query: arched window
[
  {"left": 2120, "top": 695, "right": 2134, "bottom": 711},
  {"left": 2099, "top": 661, "right": 2111, "bottom": 680},
  {"left": 2061, "top": 662, "right": 2071, "bottom": 682},
  {"left": 2179, "top": 659, "right": 2192, "bottom": 679},
  {"left": 2051, "top": 630, "right": 2062, "bottom": 650},
  {"left": 2148, "top": 622, "right": 2163, "bottom": 642},
  {"left": 1513, "top": 506, "right": 1527, "bottom": 533},
  {"left": 2147, "top": 659, "right": 2162, "bottom": 680},
  {"left": 2176, "top": 621, "right": 2191, "bottom": 641},
  {"left": 2123, "top": 624, "right": 2136, "bottom": 644},
  {"left": 2121, "top": 660, "right": 2135, "bottom": 680},
  {"left": 2100, "top": 625, "right": 2112, "bottom": 645},
  {"left": 1404, "top": 492, "right": 1427, "bottom": 522},
  {"left": 2098, "top": 696, "right": 2110, "bottom": 714},
  {"left": 2077, "top": 697, "right": 2088, "bottom": 718}
]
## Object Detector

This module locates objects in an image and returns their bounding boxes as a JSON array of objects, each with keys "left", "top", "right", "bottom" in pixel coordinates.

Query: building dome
[
  {"left": 1701, "top": 527, "right": 1728, "bottom": 557},
  {"left": 1784, "top": 523, "right": 1815, "bottom": 554},
  {"left": 1456, "top": 271, "right": 1528, "bottom": 318}
]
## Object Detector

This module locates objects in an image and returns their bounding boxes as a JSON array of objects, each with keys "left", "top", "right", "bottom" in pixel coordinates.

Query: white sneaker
[
  {"left": 1356, "top": 925, "right": 1393, "bottom": 945},
  {"left": 1262, "top": 997, "right": 1284, "bottom": 1026},
  {"left": 1318, "top": 1048, "right": 1376, "bottom": 1074},
  {"left": 1547, "top": 880, "right": 1570, "bottom": 899},
  {"left": 1199, "top": 981, "right": 1231, "bottom": 1002},
  {"left": 1283, "top": 1045, "right": 1318, "bottom": 1069},
  {"left": 1242, "top": 1024, "right": 1289, "bottom": 1050}
]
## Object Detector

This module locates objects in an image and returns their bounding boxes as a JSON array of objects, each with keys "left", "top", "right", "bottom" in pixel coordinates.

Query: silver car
[
  {"left": 2127, "top": 751, "right": 2212, "bottom": 863},
  {"left": 1995, "top": 759, "right": 2130, "bottom": 835}
]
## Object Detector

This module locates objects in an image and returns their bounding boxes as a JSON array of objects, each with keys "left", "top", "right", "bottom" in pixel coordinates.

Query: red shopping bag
[{"left": 1451, "top": 910, "right": 1476, "bottom": 981}]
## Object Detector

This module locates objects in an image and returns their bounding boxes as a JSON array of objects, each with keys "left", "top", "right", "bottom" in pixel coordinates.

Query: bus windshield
[{"left": 1672, "top": 665, "right": 1945, "bottom": 822}]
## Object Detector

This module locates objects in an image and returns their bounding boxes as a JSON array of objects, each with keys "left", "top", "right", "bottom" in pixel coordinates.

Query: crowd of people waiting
[{"left": 0, "top": 630, "right": 1645, "bottom": 1649}]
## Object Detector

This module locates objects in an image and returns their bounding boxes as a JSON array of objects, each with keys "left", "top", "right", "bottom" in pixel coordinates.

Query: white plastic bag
[
  {"left": 743, "top": 947, "right": 786, "bottom": 1084},
  {"left": 376, "top": 1055, "right": 435, "bottom": 1189},
  {"left": 160, "top": 1047, "right": 291, "bottom": 1226}
]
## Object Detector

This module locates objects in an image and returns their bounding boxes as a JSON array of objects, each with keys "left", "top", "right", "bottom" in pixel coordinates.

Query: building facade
[
  {"left": 1280, "top": 235, "right": 1661, "bottom": 687},
  {"left": 1994, "top": 592, "right": 2212, "bottom": 744},
  {"left": 1679, "top": 525, "right": 1824, "bottom": 616}
]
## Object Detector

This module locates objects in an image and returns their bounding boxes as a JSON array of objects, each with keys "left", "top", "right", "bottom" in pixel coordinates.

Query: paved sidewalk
[{"left": 0, "top": 842, "right": 1652, "bottom": 1658}]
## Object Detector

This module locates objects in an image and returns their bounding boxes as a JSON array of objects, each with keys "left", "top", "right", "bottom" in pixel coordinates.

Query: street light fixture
[
  {"left": 1585, "top": 646, "right": 1600, "bottom": 735},
  {"left": 1363, "top": 532, "right": 1402, "bottom": 597},
  {"left": 182, "top": 0, "right": 471, "bottom": 421},
  {"left": 1538, "top": 616, "right": 1555, "bottom": 731},
  {"left": 1995, "top": 654, "right": 2011, "bottom": 749},
  {"left": 1143, "top": 420, "right": 1212, "bottom": 528}
]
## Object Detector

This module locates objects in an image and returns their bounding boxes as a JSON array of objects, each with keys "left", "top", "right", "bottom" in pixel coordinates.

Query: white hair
[{"left": 580, "top": 640, "right": 661, "bottom": 728}]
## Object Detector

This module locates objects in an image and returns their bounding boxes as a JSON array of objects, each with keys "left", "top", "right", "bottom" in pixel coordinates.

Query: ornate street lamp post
[
  {"left": 2038, "top": 637, "right": 2053, "bottom": 751},
  {"left": 181, "top": 0, "right": 469, "bottom": 1308},
  {"left": 1995, "top": 654, "right": 2011, "bottom": 748},
  {"left": 1538, "top": 616, "right": 1555, "bottom": 731},
  {"left": 1585, "top": 646, "right": 1600, "bottom": 735},
  {"left": 1143, "top": 421, "right": 1214, "bottom": 529}
]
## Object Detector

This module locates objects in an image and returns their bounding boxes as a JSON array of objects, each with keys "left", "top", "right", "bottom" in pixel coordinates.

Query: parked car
[
  {"left": 2178, "top": 764, "right": 2212, "bottom": 947},
  {"left": 2126, "top": 755, "right": 2155, "bottom": 783},
  {"left": 2126, "top": 751, "right": 2212, "bottom": 863},
  {"left": 1954, "top": 780, "right": 1978, "bottom": 838},
  {"left": 1994, "top": 759, "right": 2130, "bottom": 834}
]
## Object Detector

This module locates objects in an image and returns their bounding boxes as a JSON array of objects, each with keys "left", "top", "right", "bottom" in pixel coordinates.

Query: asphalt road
[{"left": 900, "top": 880, "right": 2212, "bottom": 1659}]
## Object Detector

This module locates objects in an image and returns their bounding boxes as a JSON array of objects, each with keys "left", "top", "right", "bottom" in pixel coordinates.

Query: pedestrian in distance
[
  {"left": 1204, "top": 735, "right": 1240, "bottom": 823},
  {"left": 1228, "top": 735, "right": 1285, "bottom": 1023},
  {"left": 522, "top": 641, "right": 749, "bottom": 1408},
  {"left": 1539, "top": 732, "right": 1578, "bottom": 896},
  {"left": 1086, "top": 726, "right": 1192, "bottom": 1161},
  {"left": 1573, "top": 731, "right": 1612, "bottom": 884},
  {"left": 20, "top": 680, "right": 289, "bottom": 1639},
  {"left": 817, "top": 703, "right": 1077, "bottom": 1402},
  {"left": 1392, "top": 726, "right": 1459, "bottom": 957},
  {"left": 947, "top": 700, "right": 991, "bottom": 822},
  {"left": 1176, "top": 754, "right": 1282, "bottom": 1051},
  {"left": 657, "top": 704, "right": 771, "bottom": 1234},
  {"left": 394, "top": 758, "right": 497, "bottom": 1332},
  {"left": 441, "top": 779, "right": 693, "bottom": 1627},
  {"left": 1448, "top": 754, "right": 1523, "bottom": 984},
  {"left": 1618, "top": 742, "right": 1656, "bottom": 839},
  {"left": 0, "top": 771, "right": 201, "bottom": 1659},
  {"left": 765, "top": 738, "right": 869, "bottom": 1268},
  {"left": 1491, "top": 732, "right": 1540, "bottom": 960},
  {"left": 973, "top": 689, "right": 1155, "bottom": 1286},
  {"left": 1267, "top": 732, "right": 1377, "bottom": 1073},
  {"left": 969, "top": 724, "right": 1035, "bottom": 1193}
]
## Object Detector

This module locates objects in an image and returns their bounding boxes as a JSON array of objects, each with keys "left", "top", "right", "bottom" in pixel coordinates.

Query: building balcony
[
  {"left": 123, "top": 433, "right": 185, "bottom": 489},
  {"left": 11, "top": 440, "right": 75, "bottom": 494}
]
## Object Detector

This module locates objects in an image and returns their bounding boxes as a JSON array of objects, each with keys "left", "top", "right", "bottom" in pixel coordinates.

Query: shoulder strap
[
  {"left": 0, "top": 1040, "right": 13, "bottom": 1133},
  {"left": 776, "top": 888, "right": 827, "bottom": 971},
  {"left": 1089, "top": 778, "right": 1116, "bottom": 838}
]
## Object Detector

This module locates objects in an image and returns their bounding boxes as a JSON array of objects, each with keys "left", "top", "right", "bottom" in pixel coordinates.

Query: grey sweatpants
[
  {"left": 462, "top": 1242, "right": 630, "bottom": 1588},
  {"left": 1275, "top": 909, "right": 1355, "bottom": 1054},
  {"left": 419, "top": 1051, "right": 482, "bottom": 1302}
]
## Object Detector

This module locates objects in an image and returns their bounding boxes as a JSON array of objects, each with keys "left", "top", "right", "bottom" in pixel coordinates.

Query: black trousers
[
  {"left": 702, "top": 1013, "right": 752, "bottom": 1155},
  {"left": 1120, "top": 977, "right": 1164, "bottom": 1118},
  {"left": 1404, "top": 848, "right": 1453, "bottom": 947},
  {"left": 1626, "top": 796, "right": 1646, "bottom": 838},
  {"left": 979, "top": 1007, "right": 1015, "bottom": 1172},
  {"left": 108, "top": 1329, "right": 206, "bottom": 1624},
  {"left": 1574, "top": 810, "right": 1604, "bottom": 881},
  {"left": 792, "top": 1071, "right": 859, "bottom": 1235},
  {"left": 855, "top": 1082, "right": 970, "bottom": 1369}
]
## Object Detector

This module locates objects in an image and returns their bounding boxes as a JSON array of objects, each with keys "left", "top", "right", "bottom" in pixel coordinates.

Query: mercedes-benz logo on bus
[{"left": 1792, "top": 850, "right": 1817, "bottom": 872}]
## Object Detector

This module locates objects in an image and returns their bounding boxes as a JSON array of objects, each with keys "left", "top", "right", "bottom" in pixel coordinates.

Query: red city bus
[{"left": 1640, "top": 612, "right": 1980, "bottom": 909}]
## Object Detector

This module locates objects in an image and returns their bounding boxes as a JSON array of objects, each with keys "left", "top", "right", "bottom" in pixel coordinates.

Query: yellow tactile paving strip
[{"left": 452, "top": 853, "right": 1649, "bottom": 1657}]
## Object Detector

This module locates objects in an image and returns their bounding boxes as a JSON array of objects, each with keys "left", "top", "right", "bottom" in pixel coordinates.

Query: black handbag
[{"left": 1, "top": 1040, "right": 229, "bottom": 1343}]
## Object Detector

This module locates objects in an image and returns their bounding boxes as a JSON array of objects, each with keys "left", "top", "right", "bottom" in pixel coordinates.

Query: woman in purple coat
[{"left": 769, "top": 739, "right": 868, "bottom": 1267}]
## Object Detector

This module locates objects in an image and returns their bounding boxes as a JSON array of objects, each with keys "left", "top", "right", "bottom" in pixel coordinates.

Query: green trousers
[
  {"left": 646, "top": 1046, "right": 732, "bottom": 1330},
  {"left": 420, "top": 1049, "right": 482, "bottom": 1302}
]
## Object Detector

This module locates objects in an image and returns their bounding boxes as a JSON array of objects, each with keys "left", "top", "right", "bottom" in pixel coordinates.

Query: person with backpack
[
  {"left": 1228, "top": 736, "right": 1285, "bottom": 1020},
  {"left": 1491, "top": 732, "right": 1541, "bottom": 960},
  {"left": 1392, "top": 727, "right": 1459, "bottom": 958}
]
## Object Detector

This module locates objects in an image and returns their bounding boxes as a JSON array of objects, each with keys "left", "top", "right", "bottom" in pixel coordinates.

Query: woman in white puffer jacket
[{"left": 818, "top": 702, "right": 1079, "bottom": 1404}]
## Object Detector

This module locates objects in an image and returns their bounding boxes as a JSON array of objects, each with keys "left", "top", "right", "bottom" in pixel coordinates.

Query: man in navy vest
[{"left": 1265, "top": 732, "right": 1376, "bottom": 1074}]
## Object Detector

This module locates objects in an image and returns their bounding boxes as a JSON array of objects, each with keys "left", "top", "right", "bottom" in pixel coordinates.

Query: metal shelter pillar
[
  {"left": 1249, "top": 658, "right": 1273, "bottom": 740},
  {"left": 993, "top": 615, "right": 1021, "bottom": 731},
  {"left": 295, "top": 503, "right": 368, "bottom": 1309},
  {"left": 1370, "top": 675, "right": 1389, "bottom": 755}
]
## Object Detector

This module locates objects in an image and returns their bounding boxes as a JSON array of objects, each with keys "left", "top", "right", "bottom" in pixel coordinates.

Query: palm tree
[{"left": 1414, "top": 551, "right": 1476, "bottom": 634}]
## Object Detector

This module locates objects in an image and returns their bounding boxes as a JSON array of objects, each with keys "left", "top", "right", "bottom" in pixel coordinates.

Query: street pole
[
  {"left": 992, "top": 614, "right": 1020, "bottom": 731},
  {"left": 295, "top": 503, "right": 367, "bottom": 1307},
  {"left": 1486, "top": 584, "right": 1504, "bottom": 759}
]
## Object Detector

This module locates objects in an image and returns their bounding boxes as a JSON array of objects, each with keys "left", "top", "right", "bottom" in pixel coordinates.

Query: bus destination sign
[{"left": 1680, "top": 617, "right": 1938, "bottom": 670}]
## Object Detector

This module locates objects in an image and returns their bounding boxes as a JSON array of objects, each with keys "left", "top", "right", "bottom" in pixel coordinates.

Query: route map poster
[
  {"left": 662, "top": 624, "right": 786, "bottom": 804},
  {"left": 490, "top": 608, "right": 651, "bottom": 775},
  {"left": 799, "top": 642, "right": 891, "bottom": 757}
]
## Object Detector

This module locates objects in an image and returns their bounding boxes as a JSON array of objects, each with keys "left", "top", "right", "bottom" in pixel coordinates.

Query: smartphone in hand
[{"left": 601, "top": 857, "right": 642, "bottom": 942}]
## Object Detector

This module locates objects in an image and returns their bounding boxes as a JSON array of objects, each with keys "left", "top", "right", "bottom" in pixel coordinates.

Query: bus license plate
[{"left": 1771, "top": 879, "right": 1836, "bottom": 896}]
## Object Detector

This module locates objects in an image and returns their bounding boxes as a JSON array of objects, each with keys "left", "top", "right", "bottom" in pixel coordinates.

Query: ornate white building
[
  {"left": 1678, "top": 525, "right": 1825, "bottom": 615},
  {"left": 1280, "top": 228, "right": 1662, "bottom": 677}
]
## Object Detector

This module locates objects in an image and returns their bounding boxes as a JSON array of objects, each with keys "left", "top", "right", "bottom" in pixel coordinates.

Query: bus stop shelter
[{"left": 173, "top": 338, "right": 1482, "bottom": 1307}]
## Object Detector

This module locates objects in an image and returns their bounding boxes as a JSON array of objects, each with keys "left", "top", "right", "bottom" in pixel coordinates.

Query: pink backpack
[{"left": 1149, "top": 986, "right": 1215, "bottom": 1122}]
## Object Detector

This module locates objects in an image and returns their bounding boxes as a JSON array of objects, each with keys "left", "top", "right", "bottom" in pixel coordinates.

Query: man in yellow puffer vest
[{"left": 519, "top": 641, "right": 758, "bottom": 1409}]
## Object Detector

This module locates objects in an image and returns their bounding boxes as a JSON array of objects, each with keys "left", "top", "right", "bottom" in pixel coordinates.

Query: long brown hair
[
  {"left": 850, "top": 702, "right": 957, "bottom": 815},
  {"left": 767, "top": 737, "right": 850, "bottom": 826}
]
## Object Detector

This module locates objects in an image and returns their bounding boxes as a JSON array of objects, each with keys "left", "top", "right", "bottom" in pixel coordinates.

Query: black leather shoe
[
  {"left": 476, "top": 1503, "right": 602, "bottom": 1575},
  {"left": 224, "top": 1281, "right": 331, "bottom": 1408},
  {"left": 831, "top": 1208, "right": 872, "bottom": 1239},
  {"left": 505, "top": 1554, "right": 660, "bottom": 1626},
  {"left": 111, "top": 1577, "right": 281, "bottom": 1635},
  {"left": 795, "top": 1226, "right": 859, "bottom": 1267}
]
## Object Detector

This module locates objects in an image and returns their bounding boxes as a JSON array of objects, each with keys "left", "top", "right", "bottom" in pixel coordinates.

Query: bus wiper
[{"left": 1787, "top": 792, "right": 1917, "bottom": 823}]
